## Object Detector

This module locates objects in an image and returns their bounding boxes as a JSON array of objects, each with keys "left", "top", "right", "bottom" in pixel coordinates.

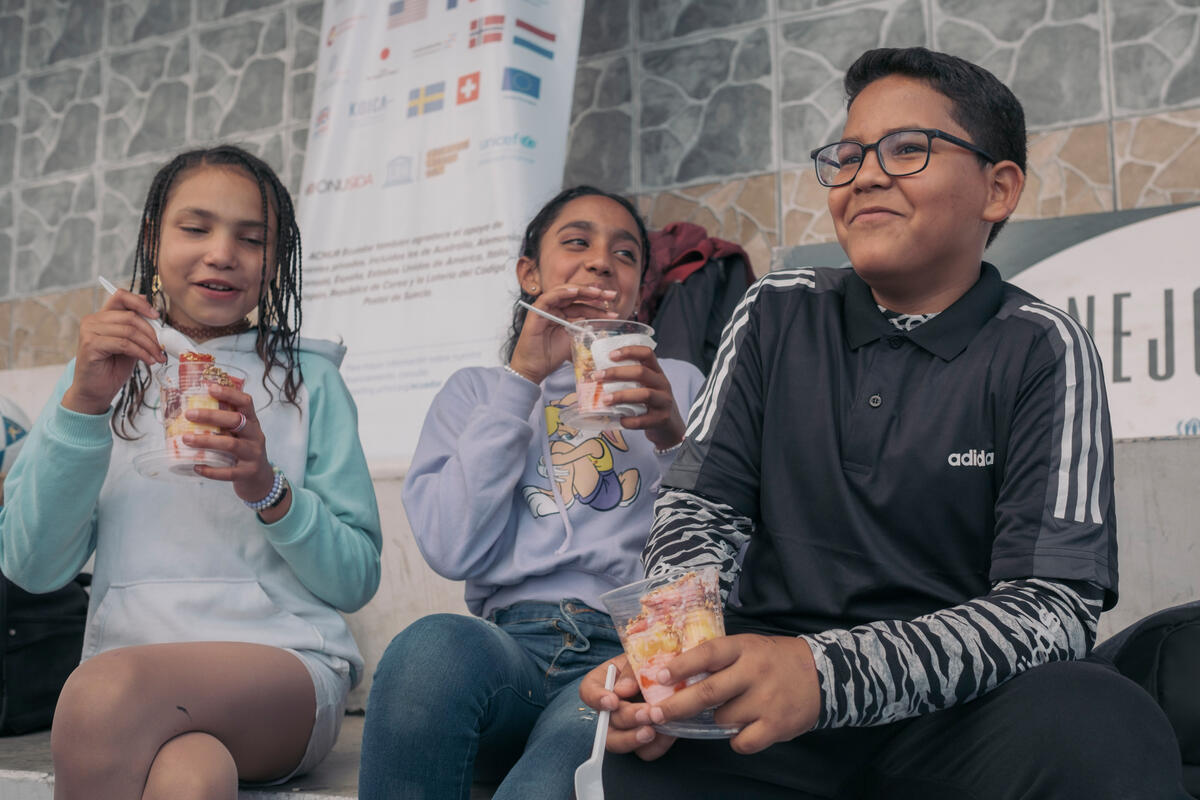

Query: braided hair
[
  {"left": 112, "top": 144, "right": 304, "bottom": 438},
  {"left": 500, "top": 185, "right": 651, "bottom": 364}
]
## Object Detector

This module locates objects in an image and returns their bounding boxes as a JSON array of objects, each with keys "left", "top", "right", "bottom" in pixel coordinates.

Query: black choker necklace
[{"left": 166, "top": 317, "right": 253, "bottom": 342}]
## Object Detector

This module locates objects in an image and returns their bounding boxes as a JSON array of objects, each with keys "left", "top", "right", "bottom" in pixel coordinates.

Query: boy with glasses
[{"left": 580, "top": 47, "right": 1189, "bottom": 798}]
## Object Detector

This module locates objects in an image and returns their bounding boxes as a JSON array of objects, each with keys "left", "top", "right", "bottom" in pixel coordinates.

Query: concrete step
[
  {"left": 0, "top": 716, "right": 363, "bottom": 799},
  {"left": 0, "top": 714, "right": 500, "bottom": 799}
]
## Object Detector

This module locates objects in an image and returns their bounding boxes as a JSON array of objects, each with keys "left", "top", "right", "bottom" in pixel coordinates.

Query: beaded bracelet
[
  {"left": 654, "top": 440, "right": 684, "bottom": 456},
  {"left": 245, "top": 464, "right": 285, "bottom": 511},
  {"left": 503, "top": 363, "right": 537, "bottom": 383},
  {"left": 256, "top": 483, "right": 289, "bottom": 523}
]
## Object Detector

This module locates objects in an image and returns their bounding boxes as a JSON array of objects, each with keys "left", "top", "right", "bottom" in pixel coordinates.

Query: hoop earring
[{"left": 150, "top": 271, "right": 170, "bottom": 318}]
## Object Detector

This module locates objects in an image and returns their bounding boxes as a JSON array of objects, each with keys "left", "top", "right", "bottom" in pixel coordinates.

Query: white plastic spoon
[
  {"left": 97, "top": 276, "right": 201, "bottom": 359},
  {"left": 574, "top": 663, "right": 618, "bottom": 800},
  {"left": 517, "top": 299, "right": 590, "bottom": 336}
]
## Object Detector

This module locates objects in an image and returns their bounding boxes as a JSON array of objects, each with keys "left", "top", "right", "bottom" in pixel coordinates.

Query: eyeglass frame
[{"left": 808, "top": 128, "right": 999, "bottom": 188}]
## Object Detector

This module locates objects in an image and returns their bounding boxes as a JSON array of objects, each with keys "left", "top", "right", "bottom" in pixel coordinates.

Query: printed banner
[{"left": 299, "top": 0, "right": 583, "bottom": 470}]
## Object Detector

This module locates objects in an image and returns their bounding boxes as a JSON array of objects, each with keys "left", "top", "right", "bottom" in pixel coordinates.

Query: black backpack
[
  {"left": 1095, "top": 601, "right": 1200, "bottom": 798},
  {"left": 0, "top": 572, "right": 89, "bottom": 735}
]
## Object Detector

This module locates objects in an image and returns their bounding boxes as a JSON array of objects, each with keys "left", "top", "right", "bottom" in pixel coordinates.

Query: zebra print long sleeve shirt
[{"left": 644, "top": 488, "right": 1105, "bottom": 730}]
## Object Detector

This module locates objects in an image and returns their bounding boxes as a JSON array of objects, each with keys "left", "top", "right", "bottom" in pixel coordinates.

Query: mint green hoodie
[{"left": 0, "top": 333, "right": 382, "bottom": 684}]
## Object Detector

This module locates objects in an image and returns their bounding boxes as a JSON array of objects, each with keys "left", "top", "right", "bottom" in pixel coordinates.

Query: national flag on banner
[
  {"left": 457, "top": 72, "right": 480, "bottom": 104},
  {"left": 389, "top": 0, "right": 428, "bottom": 28},
  {"left": 513, "top": 18, "right": 555, "bottom": 59},
  {"left": 502, "top": 66, "right": 540, "bottom": 99},
  {"left": 407, "top": 81, "right": 445, "bottom": 117},
  {"left": 469, "top": 15, "right": 504, "bottom": 48}
]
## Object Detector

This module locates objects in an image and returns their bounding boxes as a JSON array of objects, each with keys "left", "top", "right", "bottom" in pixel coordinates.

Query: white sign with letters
[{"left": 1009, "top": 205, "right": 1200, "bottom": 439}]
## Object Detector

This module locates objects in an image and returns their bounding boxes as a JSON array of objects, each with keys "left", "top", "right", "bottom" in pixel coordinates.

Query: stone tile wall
[
  {"left": 1, "top": 0, "right": 320, "bottom": 366},
  {"left": 567, "top": 0, "right": 1200, "bottom": 272},
  {"left": 3, "top": 0, "right": 1200, "bottom": 363}
]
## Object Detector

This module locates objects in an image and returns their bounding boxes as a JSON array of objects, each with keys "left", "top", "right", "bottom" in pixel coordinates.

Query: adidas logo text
[{"left": 947, "top": 449, "right": 994, "bottom": 467}]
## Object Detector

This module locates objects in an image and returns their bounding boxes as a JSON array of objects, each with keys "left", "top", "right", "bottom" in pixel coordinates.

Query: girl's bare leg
[
  {"left": 141, "top": 732, "right": 238, "bottom": 800},
  {"left": 50, "top": 642, "right": 317, "bottom": 800}
]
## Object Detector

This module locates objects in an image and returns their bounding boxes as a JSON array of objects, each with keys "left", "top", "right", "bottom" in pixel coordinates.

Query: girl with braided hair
[
  {"left": 0, "top": 144, "right": 382, "bottom": 798},
  {"left": 112, "top": 144, "right": 307, "bottom": 438}
]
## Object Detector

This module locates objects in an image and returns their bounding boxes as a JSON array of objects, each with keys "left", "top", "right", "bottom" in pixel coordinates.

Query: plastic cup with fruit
[{"left": 600, "top": 566, "right": 741, "bottom": 739}]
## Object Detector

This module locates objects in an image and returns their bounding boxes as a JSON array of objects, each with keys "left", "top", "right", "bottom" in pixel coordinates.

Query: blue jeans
[{"left": 359, "top": 600, "right": 623, "bottom": 800}]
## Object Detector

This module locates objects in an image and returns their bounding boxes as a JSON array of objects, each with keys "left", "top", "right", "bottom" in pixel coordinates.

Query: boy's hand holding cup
[{"left": 598, "top": 567, "right": 741, "bottom": 741}]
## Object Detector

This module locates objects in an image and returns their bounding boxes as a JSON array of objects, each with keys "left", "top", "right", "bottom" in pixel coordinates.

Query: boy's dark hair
[
  {"left": 845, "top": 47, "right": 1026, "bottom": 246},
  {"left": 113, "top": 144, "right": 304, "bottom": 438},
  {"left": 500, "top": 185, "right": 651, "bottom": 364}
]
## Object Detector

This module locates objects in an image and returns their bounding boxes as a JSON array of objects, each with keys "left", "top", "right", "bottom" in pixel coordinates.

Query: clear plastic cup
[
  {"left": 150, "top": 356, "right": 246, "bottom": 476},
  {"left": 600, "top": 566, "right": 741, "bottom": 739},
  {"left": 570, "top": 319, "right": 655, "bottom": 418}
]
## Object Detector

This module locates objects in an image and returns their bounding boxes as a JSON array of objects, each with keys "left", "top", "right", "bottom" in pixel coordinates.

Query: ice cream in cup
[
  {"left": 600, "top": 566, "right": 741, "bottom": 738},
  {"left": 147, "top": 352, "right": 246, "bottom": 477},
  {"left": 570, "top": 319, "right": 656, "bottom": 419}
]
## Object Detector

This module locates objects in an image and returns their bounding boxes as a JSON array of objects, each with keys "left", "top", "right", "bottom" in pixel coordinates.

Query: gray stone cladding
[
  {"left": 3, "top": 0, "right": 1200, "bottom": 300},
  {"left": 2, "top": 0, "right": 320, "bottom": 300},
  {"left": 563, "top": 0, "right": 1200, "bottom": 199}
]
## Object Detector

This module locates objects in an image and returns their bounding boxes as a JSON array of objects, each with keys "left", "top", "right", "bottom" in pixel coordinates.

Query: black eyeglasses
[{"left": 809, "top": 128, "right": 997, "bottom": 187}]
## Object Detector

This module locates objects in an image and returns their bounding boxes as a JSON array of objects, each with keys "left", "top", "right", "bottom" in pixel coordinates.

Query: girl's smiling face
[
  {"left": 156, "top": 165, "right": 277, "bottom": 330},
  {"left": 517, "top": 194, "right": 644, "bottom": 322}
]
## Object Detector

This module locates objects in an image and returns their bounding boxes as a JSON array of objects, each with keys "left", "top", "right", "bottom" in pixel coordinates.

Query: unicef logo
[
  {"left": 1178, "top": 418, "right": 1200, "bottom": 436},
  {"left": 481, "top": 133, "right": 537, "bottom": 150}
]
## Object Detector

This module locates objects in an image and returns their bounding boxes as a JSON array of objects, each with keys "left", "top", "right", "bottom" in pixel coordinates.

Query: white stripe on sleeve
[
  {"left": 688, "top": 270, "right": 816, "bottom": 442},
  {"left": 1020, "top": 304, "right": 1106, "bottom": 524}
]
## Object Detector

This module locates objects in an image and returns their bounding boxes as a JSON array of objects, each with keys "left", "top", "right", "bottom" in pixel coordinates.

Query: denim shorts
[{"left": 243, "top": 648, "right": 352, "bottom": 786}]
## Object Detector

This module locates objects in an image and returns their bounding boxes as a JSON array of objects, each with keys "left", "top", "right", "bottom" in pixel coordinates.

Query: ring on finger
[{"left": 231, "top": 412, "right": 248, "bottom": 434}]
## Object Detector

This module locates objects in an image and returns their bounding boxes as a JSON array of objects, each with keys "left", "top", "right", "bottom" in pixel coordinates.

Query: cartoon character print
[{"left": 521, "top": 394, "right": 641, "bottom": 518}]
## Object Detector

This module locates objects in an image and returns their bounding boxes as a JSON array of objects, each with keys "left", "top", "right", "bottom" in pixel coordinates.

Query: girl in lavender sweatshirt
[{"left": 359, "top": 187, "right": 705, "bottom": 800}]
